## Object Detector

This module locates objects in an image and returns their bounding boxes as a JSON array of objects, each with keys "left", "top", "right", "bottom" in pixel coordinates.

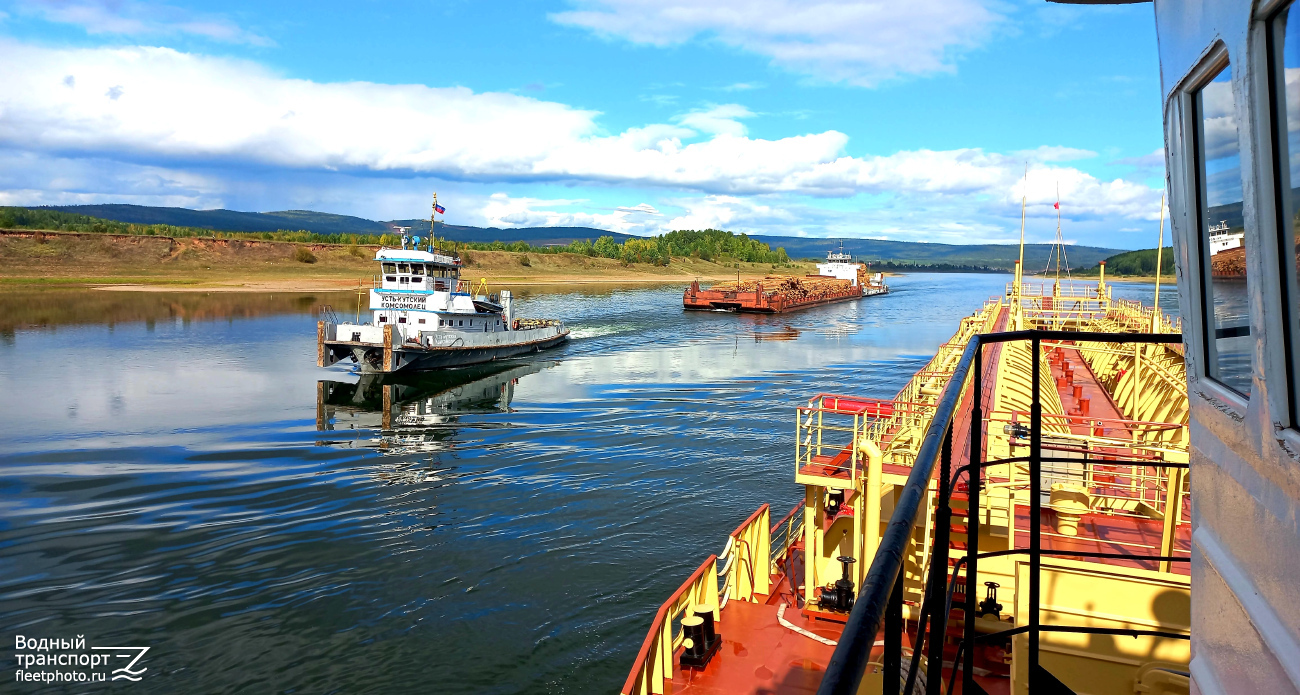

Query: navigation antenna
[
  {"left": 1045, "top": 182, "right": 1071, "bottom": 281},
  {"left": 1153, "top": 192, "right": 1167, "bottom": 331},
  {"left": 1016, "top": 164, "right": 1027, "bottom": 294},
  {"left": 430, "top": 193, "right": 440, "bottom": 253}
]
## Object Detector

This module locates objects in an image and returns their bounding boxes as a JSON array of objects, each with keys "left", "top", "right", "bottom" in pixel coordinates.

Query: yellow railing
[
  {"left": 769, "top": 501, "right": 802, "bottom": 576},
  {"left": 866, "top": 300, "right": 1000, "bottom": 467},
  {"left": 621, "top": 555, "right": 721, "bottom": 695},
  {"left": 795, "top": 399, "right": 866, "bottom": 485},
  {"left": 720, "top": 504, "right": 771, "bottom": 606}
]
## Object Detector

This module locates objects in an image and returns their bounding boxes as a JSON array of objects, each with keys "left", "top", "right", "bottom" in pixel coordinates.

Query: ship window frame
[
  {"left": 382, "top": 263, "right": 396, "bottom": 274},
  {"left": 1189, "top": 49, "right": 1254, "bottom": 399},
  {"left": 412, "top": 264, "right": 426, "bottom": 276},
  {"left": 397, "top": 263, "right": 410, "bottom": 274},
  {"left": 1267, "top": 3, "right": 1300, "bottom": 428}
]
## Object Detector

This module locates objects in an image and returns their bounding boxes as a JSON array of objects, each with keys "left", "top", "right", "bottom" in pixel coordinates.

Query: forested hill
[
  {"left": 40, "top": 204, "right": 390, "bottom": 235},
  {"left": 749, "top": 236, "right": 1120, "bottom": 271},
  {"left": 1073, "top": 247, "right": 1176, "bottom": 276},
  {"left": 390, "top": 220, "right": 638, "bottom": 246},
  {"left": 19, "top": 204, "right": 1123, "bottom": 270}
]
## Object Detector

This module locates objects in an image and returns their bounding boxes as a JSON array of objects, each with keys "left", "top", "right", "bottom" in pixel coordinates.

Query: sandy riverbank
[{"left": 1, "top": 230, "right": 819, "bottom": 292}]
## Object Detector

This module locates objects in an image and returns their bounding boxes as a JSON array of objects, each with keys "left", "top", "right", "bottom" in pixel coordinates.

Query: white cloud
[
  {"left": 665, "top": 194, "right": 795, "bottom": 231},
  {"left": 550, "top": 0, "right": 1005, "bottom": 87},
  {"left": 673, "top": 103, "right": 754, "bottom": 136},
  {"left": 479, "top": 193, "right": 664, "bottom": 234},
  {"left": 0, "top": 40, "right": 1164, "bottom": 236},
  {"left": 16, "top": 0, "right": 272, "bottom": 45},
  {"left": 1110, "top": 147, "right": 1164, "bottom": 170},
  {"left": 617, "top": 203, "right": 661, "bottom": 214}
]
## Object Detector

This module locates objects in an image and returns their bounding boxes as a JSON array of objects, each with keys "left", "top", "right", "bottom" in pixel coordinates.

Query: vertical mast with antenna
[
  {"left": 430, "top": 192, "right": 439, "bottom": 252},
  {"left": 1055, "top": 182, "right": 1062, "bottom": 281},
  {"left": 1017, "top": 165, "right": 1027, "bottom": 292},
  {"left": 1153, "top": 192, "right": 1167, "bottom": 331}
]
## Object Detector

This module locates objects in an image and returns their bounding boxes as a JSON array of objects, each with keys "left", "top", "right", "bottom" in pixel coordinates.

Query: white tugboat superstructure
[
  {"left": 814, "top": 243, "right": 889, "bottom": 297},
  {"left": 318, "top": 245, "right": 568, "bottom": 373}
]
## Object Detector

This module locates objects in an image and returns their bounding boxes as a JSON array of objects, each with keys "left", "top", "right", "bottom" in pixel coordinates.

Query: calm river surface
[{"left": 0, "top": 274, "right": 1175, "bottom": 694}]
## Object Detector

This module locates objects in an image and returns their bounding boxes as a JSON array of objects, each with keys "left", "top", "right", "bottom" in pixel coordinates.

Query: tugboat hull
[{"left": 319, "top": 321, "right": 569, "bottom": 374}]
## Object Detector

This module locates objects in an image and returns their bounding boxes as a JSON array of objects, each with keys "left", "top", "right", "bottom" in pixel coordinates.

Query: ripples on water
[{"left": 0, "top": 275, "right": 1175, "bottom": 693}]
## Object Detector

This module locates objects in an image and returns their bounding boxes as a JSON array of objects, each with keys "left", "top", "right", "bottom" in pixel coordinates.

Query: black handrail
[
  {"left": 817, "top": 337, "right": 980, "bottom": 695},
  {"left": 815, "top": 329, "right": 1184, "bottom": 695}
]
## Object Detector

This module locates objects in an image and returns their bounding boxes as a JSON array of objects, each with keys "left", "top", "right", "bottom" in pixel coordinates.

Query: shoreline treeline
[
  {"left": 1071, "top": 247, "right": 1175, "bottom": 277},
  {"left": 0, "top": 207, "right": 792, "bottom": 268}
]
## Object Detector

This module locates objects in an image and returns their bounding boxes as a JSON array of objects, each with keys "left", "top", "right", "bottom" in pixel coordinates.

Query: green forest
[
  {"left": 458, "top": 228, "right": 791, "bottom": 266},
  {"left": 0, "top": 207, "right": 792, "bottom": 267},
  {"left": 1072, "top": 247, "right": 1175, "bottom": 276}
]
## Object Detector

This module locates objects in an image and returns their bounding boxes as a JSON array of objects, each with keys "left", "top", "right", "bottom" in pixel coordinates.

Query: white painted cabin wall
[{"left": 1156, "top": 0, "right": 1300, "bottom": 692}]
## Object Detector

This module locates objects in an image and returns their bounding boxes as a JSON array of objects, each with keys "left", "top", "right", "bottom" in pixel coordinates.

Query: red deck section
[
  {"left": 668, "top": 561, "right": 1011, "bottom": 695},
  {"left": 668, "top": 595, "right": 838, "bottom": 694}
]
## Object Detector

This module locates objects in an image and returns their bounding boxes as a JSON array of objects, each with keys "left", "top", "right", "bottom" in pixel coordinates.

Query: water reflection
[
  {"left": 317, "top": 361, "right": 553, "bottom": 452},
  {"left": 746, "top": 325, "right": 801, "bottom": 342},
  {"left": 0, "top": 288, "right": 357, "bottom": 335}
]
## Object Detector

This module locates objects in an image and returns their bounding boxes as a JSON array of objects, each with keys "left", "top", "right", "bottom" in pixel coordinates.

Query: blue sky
[{"left": 0, "top": 0, "right": 1167, "bottom": 248}]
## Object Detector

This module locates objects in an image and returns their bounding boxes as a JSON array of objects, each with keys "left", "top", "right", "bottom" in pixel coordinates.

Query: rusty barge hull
[
  {"left": 683, "top": 275, "right": 886, "bottom": 314},
  {"left": 682, "top": 287, "right": 865, "bottom": 313}
]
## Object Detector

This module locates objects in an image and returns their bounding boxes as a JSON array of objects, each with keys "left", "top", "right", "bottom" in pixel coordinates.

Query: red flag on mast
[{"left": 1054, "top": 201, "right": 1060, "bottom": 210}]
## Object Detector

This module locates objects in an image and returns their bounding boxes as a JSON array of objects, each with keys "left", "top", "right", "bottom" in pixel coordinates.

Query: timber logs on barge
[
  {"left": 684, "top": 246, "right": 887, "bottom": 313},
  {"left": 317, "top": 198, "right": 568, "bottom": 374}
]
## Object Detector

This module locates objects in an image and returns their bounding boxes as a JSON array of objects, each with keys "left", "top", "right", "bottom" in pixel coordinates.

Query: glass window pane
[
  {"left": 1280, "top": 9, "right": 1300, "bottom": 418},
  {"left": 1196, "top": 62, "right": 1252, "bottom": 395}
]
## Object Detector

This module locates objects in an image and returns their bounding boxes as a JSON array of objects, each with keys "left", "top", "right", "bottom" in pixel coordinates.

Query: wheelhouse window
[
  {"left": 1194, "top": 61, "right": 1252, "bottom": 396},
  {"left": 382, "top": 263, "right": 397, "bottom": 274},
  {"left": 412, "top": 264, "right": 426, "bottom": 276},
  {"left": 1271, "top": 7, "right": 1300, "bottom": 421},
  {"left": 397, "top": 263, "right": 411, "bottom": 274}
]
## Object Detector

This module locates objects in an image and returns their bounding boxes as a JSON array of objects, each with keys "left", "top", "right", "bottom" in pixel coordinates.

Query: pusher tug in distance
[
  {"left": 317, "top": 196, "right": 568, "bottom": 374},
  {"left": 629, "top": 199, "right": 1192, "bottom": 694},
  {"left": 684, "top": 244, "right": 888, "bottom": 313}
]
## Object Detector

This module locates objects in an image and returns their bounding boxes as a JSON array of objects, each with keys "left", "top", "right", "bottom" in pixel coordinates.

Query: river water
[{"left": 0, "top": 275, "right": 1175, "bottom": 694}]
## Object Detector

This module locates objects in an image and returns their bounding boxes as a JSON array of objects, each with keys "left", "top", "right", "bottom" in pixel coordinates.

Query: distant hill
[
  {"left": 33, "top": 204, "right": 390, "bottom": 235},
  {"left": 388, "top": 220, "right": 638, "bottom": 246},
  {"left": 23, "top": 204, "right": 1123, "bottom": 270},
  {"left": 750, "top": 237, "right": 1120, "bottom": 271},
  {"left": 1074, "top": 247, "right": 1176, "bottom": 277}
]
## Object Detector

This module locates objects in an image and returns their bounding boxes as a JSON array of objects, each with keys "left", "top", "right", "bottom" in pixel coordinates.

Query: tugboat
[
  {"left": 683, "top": 243, "right": 888, "bottom": 313},
  {"left": 318, "top": 198, "right": 568, "bottom": 373},
  {"left": 816, "top": 243, "right": 888, "bottom": 298}
]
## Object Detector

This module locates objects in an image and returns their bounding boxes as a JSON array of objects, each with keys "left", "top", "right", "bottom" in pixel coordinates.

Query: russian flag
[{"left": 434, "top": 204, "right": 446, "bottom": 214}]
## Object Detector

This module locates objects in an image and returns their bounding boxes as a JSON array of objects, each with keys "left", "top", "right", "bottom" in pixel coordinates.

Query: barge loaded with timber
[
  {"left": 626, "top": 259, "right": 1191, "bottom": 695},
  {"left": 684, "top": 246, "right": 888, "bottom": 313}
]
